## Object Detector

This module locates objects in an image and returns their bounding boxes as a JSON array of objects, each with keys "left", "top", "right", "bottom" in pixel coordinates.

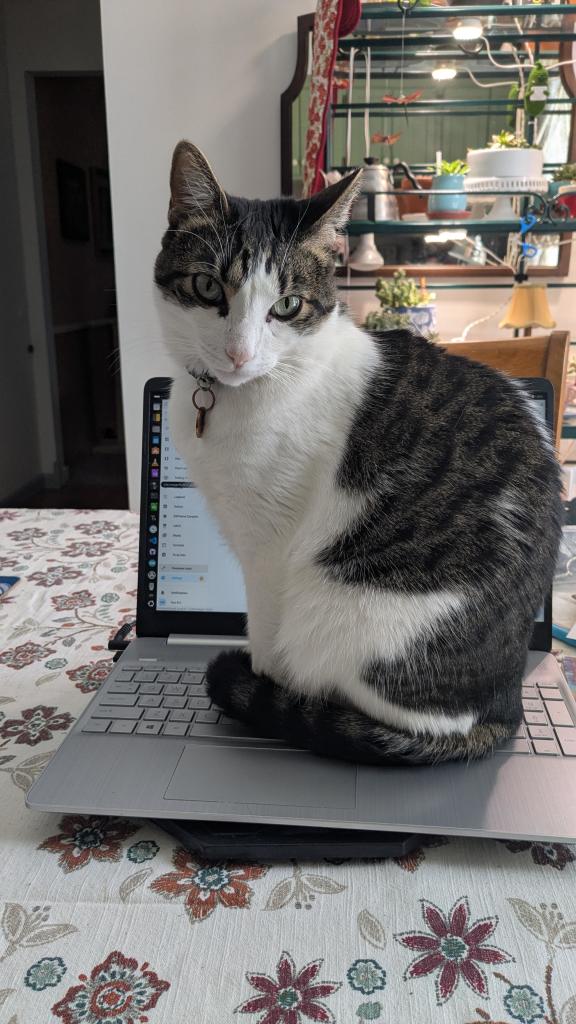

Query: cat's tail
[{"left": 206, "top": 650, "right": 509, "bottom": 766}]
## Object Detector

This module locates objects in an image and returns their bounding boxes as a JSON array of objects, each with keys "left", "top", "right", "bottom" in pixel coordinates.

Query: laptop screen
[
  {"left": 153, "top": 397, "right": 246, "bottom": 613},
  {"left": 137, "top": 377, "right": 552, "bottom": 646}
]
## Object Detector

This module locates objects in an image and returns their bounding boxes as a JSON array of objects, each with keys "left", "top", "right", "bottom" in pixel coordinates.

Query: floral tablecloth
[{"left": 0, "top": 507, "right": 575, "bottom": 1024}]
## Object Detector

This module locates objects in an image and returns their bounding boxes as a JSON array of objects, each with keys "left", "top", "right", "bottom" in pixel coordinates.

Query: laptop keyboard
[
  {"left": 81, "top": 664, "right": 576, "bottom": 755},
  {"left": 81, "top": 663, "right": 248, "bottom": 739}
]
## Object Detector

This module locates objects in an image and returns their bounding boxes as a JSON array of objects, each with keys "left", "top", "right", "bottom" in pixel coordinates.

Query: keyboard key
[
  {"left": 162, "top": 721, "right": 189, "bottom": 736},
  {"left": 134, "top": 671, "right": 157, "bottom": 683},
  {"left": 195, "top": 710, "right": 221, "bottom": 724},
  {"left": 522, "top": 698, "right": 544, "bottom": 712},
  {"left": 169, "top": 709, "right": 195, "bottom": 722},
  {"left": 545, "top": 701, "right": 574, "bottom": 727},
  {"left": 496, "top": 738, "right": 531, "bottom": 754},
  {"left": 114, "top": 671, "right": 135, "bottom": 682},
  {"left": 109, "top": 721, "right": 137, "bottom": 734},
  {"left": 138, "top": 695, "right": 162, "bottom": 708},
  {"left": 528, "top": 724, "right": 554, "bottom": 740},
  {"left": 108, "top": 681, "right": 139, "bottom": 694},
  {"left": 139, "top": 683, "right": 163, "bottom": 695},
  {"left": 185, "top": 684, "right": 207, "bottom": 697},
  {"left": 83, "top": 719, "right": 111, "bottom": 732},
  {"left": 535, "top": 679, "right": 560, "bottom": 688},
  {"left": 188, "top": 723, "right": 257, "bottom": 739},
  {"left": 163, "top": 696, "right": 187, "bottom": 709},
  {"left": 555, "top": 727, "right": 576, "bottom": 756},
  {"left": 188, "top": 696, "right": 211, "bottom": 710},
  {"left": 539, "top": 687, "right": 562, "bottom": 700},
  {"left": 524, "top": 711, "right": 547, "bottom": 725},
  {"left": 511, "top": 722, "right": 527, "bottom": 738},
  {"left": 144, "top": 708, "right": 169, "bottom": 721},
  {"left": 220, "top": 716, "right": 240, "bottom": 726},
  {"left": 136, "top": 721, "right": 163, "bottom": 735},
  {"left": 533, "top": 738, "right": 559, "bottom": 755},
  {"left": 182, "top": 672, "right": 205, "bottom": 684},
  {"left": 164, "top": 684, "right": 186, "bottom": 696},
  {"left": 100, "top": 694, "right": 138, "bottom": 707},
  {"left": 92, "top": 706, "right": 142, "bottom": 719},
  {"left": 157, "top": 671, "right": 181, "bottom": 684},
  {"left": 522, "top": 687, "right": 538, "bottom": 699}
]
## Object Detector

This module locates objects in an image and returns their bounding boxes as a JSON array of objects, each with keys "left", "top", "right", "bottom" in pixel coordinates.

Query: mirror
[{"left": 281, "top": 8, "right": 576, "bottom": 278}]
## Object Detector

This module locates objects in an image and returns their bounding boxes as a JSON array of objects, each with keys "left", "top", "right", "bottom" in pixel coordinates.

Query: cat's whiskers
[
  {"left": 166, "top": 227, "right": 221, "bottom": 267},
  {"left": 277, "top": 196, "right": 312, "bottom": 281}
]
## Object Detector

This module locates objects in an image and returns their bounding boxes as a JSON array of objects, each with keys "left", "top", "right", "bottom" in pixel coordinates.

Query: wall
[
  {"left": 0, "top": 2, "right": 39, "bottom": 501},
  {"left": 100, "top": 0, "right": 315, "bottom": 508},
  {"left": 101, "top": 0, "right": 576, "bottom": 508},
  {"left": 3, "top": 0, "right": 103, "bottom": 486}
]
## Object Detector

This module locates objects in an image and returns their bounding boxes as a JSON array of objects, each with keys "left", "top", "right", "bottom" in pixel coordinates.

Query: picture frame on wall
[
  {"left": 56, "top": 159, "right": 90, "bottom": 242},
  {"left": 89, "top": 166, "right": 114, "bottom": 254}
]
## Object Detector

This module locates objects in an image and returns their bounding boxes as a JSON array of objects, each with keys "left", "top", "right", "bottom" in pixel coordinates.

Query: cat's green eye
[
  {"left": 270, "top": 295, "right": 302, "bottom": 320},
  {"left": 193, "top": 273, "right": 223, "bottom": 305}
]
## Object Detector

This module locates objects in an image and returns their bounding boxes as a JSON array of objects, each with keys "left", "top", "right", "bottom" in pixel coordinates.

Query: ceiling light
[
  {"left": 452, "top": 18, "right": 483, "bottom": 41},
  {"left": 432, "top": 63, "right": 457, "bottom": 82}
]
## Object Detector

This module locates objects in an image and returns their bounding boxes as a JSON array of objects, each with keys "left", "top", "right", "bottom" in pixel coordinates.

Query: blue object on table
[
  {"left": 0, "top": 576, "right": 19, "bottom": 598},
  {"left": 552, "top": 623, "right": 576, "bottom": 647}
]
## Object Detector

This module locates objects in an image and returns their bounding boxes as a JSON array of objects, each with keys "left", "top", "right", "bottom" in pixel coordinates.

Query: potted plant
[
  {"left": 550, "top": 164, "right": 576, "bottom": 216},
  {"left": 364, "top": 270, "right": 437, "bottom": 337},
  {"left": 428, "top": 158, "right": 470, "bottom": 220},
  {"left": 467, "top": 131, "right": 543, "bottom": 180}
]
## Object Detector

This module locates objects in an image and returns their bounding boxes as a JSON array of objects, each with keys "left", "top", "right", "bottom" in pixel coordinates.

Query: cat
[{"left": 154, "top": 140, "right": 563, "bottom": 765}]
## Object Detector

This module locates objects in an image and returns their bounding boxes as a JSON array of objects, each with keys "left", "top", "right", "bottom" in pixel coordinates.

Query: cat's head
[{"left": 154, "top": 141, "right": 361, "bottom": 386}]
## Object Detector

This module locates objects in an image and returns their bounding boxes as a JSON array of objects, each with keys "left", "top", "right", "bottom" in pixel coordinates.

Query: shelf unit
[{"left": 281, "top": 2, "right": 576, "bottom": 279}]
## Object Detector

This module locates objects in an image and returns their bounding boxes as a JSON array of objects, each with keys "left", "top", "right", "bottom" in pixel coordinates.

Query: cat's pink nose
[{"left": 225, "top": 347, "right": 251, "bottom": 369}]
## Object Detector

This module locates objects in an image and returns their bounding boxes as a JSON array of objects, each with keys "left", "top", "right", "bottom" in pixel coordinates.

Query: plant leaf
[
  {"left": 1, "top": 904, "right": 27, "bottom": 945},
  {"left": 0, "top": 696, "right": 15, "bottom": 706},
  {"left": 8, "top": 752, "right": 53, "bottom": 793},
  {"left": 507, "top": 898, "right": 547, "bottom": 941},
  {"left": 556, "top": 924, "right": 576, "bottom": 949},
  {"left": 302, "top": 874, "right": 346, "bottom": 895},
  {"left": 264, "top": 878, "right": 296, "bottom": 911},
  {"left": 20, "top": 922, "right": 77, "bottom": 948},
  {"left": 35, "top": 673, "right": 58, "bottom": 688},
  {"left": 119, "top": 868, "right": 153, "bottom": 903},
  {"left": 358, "top": 908, "right": 386, "bottom": 949},
  {"left": 561, "top": 994, "right": 576, "bottom": 1024},
  {"left": 0, "top": 990, "right": 14, "bottom": 1009}
]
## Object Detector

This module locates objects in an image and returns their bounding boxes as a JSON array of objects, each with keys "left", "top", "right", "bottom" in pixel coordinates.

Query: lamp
[
  {"left": 432, "top": 62, "right": 457, "bottom": 82},
  {"left": 452, "top": 18, "right": 483, "bottom": 41},
  {"left": 499, "top": 284, "right": 556, "bottom": 329}
]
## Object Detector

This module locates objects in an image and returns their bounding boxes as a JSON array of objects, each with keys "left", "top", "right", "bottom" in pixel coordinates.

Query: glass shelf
[
  {"left": 360, "top": 3, "right": 576, "bottom": 18},
  {"left": 347, "top": 219, "right": 576, "bottom": 235}
]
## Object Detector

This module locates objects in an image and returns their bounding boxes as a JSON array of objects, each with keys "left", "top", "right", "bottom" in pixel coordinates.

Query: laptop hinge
[{"left": 167, "top": 634, "right": 249, "bottom": 647}]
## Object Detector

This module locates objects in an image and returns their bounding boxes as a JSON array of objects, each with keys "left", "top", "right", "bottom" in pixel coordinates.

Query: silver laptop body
[{"left": 27, "top": 378, "right": 576, "bottom": 842}]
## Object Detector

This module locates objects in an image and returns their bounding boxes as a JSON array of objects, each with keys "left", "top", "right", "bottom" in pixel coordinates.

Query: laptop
[{"left": 27, "top": 376, "right": 576, "bottom": 843}]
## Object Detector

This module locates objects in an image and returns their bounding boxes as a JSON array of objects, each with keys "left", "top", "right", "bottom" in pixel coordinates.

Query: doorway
[{"left": 27, "top": 73, "right": 128, "bottom": 509}]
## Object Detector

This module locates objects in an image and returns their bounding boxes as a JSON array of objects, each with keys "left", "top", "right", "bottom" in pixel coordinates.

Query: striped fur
[{"left": 157, "top": 141, "right": 563, "bottom": 766}]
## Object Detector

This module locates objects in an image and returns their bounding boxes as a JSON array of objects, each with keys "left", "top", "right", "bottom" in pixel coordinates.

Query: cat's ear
[
  {"left": 168, "top": 140, "right": 229, "bottom": 224},
  {"left": 299, "top": 169, "right": 363, "bottom": 248}
]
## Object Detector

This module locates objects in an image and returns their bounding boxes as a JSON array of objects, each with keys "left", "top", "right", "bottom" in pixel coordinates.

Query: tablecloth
[{"left": 0, "top": 507, "right": 575, "bottom": 1024}]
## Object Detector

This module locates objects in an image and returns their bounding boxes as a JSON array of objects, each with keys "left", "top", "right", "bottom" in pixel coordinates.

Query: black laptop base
[{"left": 151, "top": 818, "right": 424, "bottom": 861}]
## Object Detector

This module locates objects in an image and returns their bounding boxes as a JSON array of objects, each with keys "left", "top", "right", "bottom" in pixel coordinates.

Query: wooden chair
[{"left": 443, "top": 331, "right": 570, "bottom": 447}]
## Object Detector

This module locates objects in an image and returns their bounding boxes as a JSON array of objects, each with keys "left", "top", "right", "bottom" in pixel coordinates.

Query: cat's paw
[{"left": 205, "top": 648, "right": 259, "bottom": 717}]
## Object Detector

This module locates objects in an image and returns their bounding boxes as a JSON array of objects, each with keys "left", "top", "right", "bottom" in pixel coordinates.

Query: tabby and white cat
[{"left": 154, "top": 141, "right": 563, "bottom": 764}]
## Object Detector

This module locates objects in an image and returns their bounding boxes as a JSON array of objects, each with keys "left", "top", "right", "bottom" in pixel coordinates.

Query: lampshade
[{"left": 499, "top": 284, "right": 556, "bottom": 329}]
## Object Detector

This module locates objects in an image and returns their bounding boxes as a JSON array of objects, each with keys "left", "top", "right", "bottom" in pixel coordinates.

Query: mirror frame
[{"left": 280, "top": 12, "right": 576, "bottom": 279}]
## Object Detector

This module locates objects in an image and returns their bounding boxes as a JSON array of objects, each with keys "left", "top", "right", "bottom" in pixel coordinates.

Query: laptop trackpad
[{"left": 164, "top": 745, "right": 357, "bottom": 808}]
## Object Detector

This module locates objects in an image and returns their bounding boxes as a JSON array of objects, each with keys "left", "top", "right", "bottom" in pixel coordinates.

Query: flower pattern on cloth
[
  {"left": 25, "top": 956, "right": 67, "bottom": 991},
  {"left": 51, "top": 591, "right": 96, "bottom": 611},
  {"left": 503, "top": 983, "right": 546, "bottom": 1023},
  {"left": 346, "top": 960, "right": 386, "bottom": 995},
  {"left": 502, "top": 840, "right": 576, "bottom": 871},
  {"left": 150, "top": 847, "right": 268, "bottom": 922},
  {"left": 0, "top": 705, "right": 73, "bottom": 745},
  {"left": 39, "top": 815, "right": 141, "bottom": 872},
  {"left": 236, "top": 950, "right": 341, "bottom": 1024},
  {"left": 127, "top": 841, "right": 159, "bottom": 864},
  {"left": 52, "top": 950, "right": 170, "bottom": 1023},
  {"left": 28, "top": 565, "right": 84, "bottom": 587},
  {"left": 0, "top": 642, "right": 57, "bottom": 669},
  {"left": 394, "top": 897, "right": 513, "bottom": 1005},
  {"left": 66, "top": 660, "right": 114, "bottom": 693}
]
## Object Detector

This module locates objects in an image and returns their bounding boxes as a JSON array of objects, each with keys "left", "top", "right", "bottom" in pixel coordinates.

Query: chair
[{"left": 443, "top": 331, "right": 570, "bottom": 447}]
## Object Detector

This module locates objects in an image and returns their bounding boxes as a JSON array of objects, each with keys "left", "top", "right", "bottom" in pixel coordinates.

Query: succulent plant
[
  {"left": 432, "top": 159, "right": 469, "bottom": 176},
  {"left": 487, "top": 130, "right": 533, "bottom": 150},
  {"left": 374, "top": 270, "right": 433, "bottom": 309},
  {"left": 553, "top": 163, "right": 576, "bottom": 183}
]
